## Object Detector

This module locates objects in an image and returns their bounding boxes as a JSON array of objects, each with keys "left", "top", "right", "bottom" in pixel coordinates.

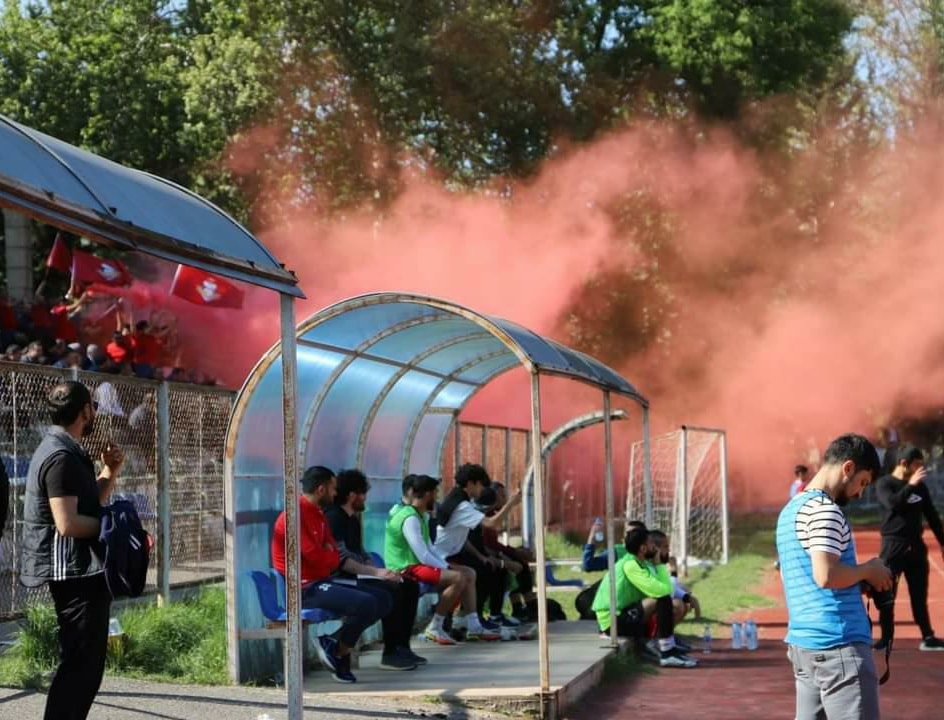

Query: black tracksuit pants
[
  {"left": 46, "top": 574, "right": 111, "bottom": 720},
  {"left": 879, "top": 539, "right": 934, "bottom": 642},
  {"left": 381, "top": 579, "right": 420, "bottom": 653}
]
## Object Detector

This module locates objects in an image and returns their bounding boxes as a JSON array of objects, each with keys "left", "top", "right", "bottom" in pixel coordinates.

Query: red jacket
[{"left": 271, "top": 497, "right": 340, "bottom": 583}]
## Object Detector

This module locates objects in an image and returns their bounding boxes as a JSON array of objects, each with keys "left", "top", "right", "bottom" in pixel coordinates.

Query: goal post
[{"left": 627, "top": 426, "right": 729, "bottom": 573}]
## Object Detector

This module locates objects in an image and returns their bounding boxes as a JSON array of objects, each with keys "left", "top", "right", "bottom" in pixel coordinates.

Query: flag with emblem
[
  {"left": 169, "top": 265, "right": 244, "bottom": 309},
  {"left": 70, "top": 249, "right": 132, "bottom": 287}
]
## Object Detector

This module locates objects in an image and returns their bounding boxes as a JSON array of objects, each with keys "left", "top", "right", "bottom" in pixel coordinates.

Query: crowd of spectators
[{"left": 1, "top": 289, "right": 217, "bottom": 385}]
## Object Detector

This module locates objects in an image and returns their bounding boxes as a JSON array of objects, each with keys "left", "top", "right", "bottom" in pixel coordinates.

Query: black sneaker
[
  {"left": 333, "top": 653, "right": 357, "bottom": 683},
  {"left": 316, "top": 635, "right": 340, "bottom": 673},
  {"left": 919, "top": 636, "right": 944, "bottom": 651},
  {"left": 400, "top": 647, "right": 427, "bottom": 666},
  {"left": 380, "top": 652, "right": 417, "bottom": 671},
  {"left": 674, "top": 638, "right": 693, "bottom": 653}
]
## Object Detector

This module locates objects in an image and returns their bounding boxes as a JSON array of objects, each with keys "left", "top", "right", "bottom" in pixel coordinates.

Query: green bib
[{"left": 384, "top": 503, "right": 429, "bottom": 571}]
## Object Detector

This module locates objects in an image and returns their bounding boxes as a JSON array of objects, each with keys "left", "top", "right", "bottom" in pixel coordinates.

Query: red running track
[{"left": 569, "top": 530, "right": 944, "bottom": 720}]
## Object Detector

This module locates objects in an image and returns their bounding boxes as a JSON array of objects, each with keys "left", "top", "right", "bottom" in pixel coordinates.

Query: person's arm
[
  {"left": 481, "top": 490, "right": 522, "bottom": 529},
  {"left": 403, "top": 514, "right": 448, "bottom": 569},
  {"left": 96, "top": 442, "right": 121, "bottom": 505},
  {"left": 811, "top": 551, "right": 891, "bottom": 590},
  {"left": 876, "top": 475, "right": 917, "bottom": 511},
  {"left": 340, "top": 555, "right": 400, "bottom": 581},
  {"left": 624, "top": 559, "right": 673, "bottom": 598},
  {"left": 804, "top": 501, "right": 892, "bottom": 590},
  {"left": 918, "top": 484, "right": 944, "bottom": 548}
]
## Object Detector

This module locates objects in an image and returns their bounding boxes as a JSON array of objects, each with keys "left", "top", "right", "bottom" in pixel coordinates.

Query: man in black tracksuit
[
  {"left": 21, "top": 381, "right": 124, "bottom": 719},
  {"left": 875, "top": 445, "right": 944, "bottom": 652}
]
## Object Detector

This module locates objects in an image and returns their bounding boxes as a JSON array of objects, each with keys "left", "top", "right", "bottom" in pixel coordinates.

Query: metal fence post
[
  {"left": 679, "top": 426, "right": 689, "bottom": 577},
  {"left": 642, "top": 406, "right": 653, "bottom": 528},
  {"left": 530, "top": 372, "right": 551, "bottom": 705},
  {"left": 720, "top": 431, "right": 730, "bottom": 565},
  {"left": 603, "top": 392, "right": 618, "bottom": 649},
  {"left": 156, "top": 381, "right": 172, "bottom": 605}
]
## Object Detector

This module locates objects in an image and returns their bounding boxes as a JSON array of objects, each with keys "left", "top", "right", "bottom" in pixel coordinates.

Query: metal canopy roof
[
  {"left": 0, "top": 113, "right": 302, "bottom": 296},
  {"left": 231, "top": 292, "right": 646, "bottom": 482}
]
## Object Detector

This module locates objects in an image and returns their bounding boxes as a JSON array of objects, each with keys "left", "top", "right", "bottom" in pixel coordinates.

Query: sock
[
  {"left": 428, "top": 614, "right": 445, "bottom": 631},
  {"left": 658, "top": 636, "right": 676, "bottom": 653},
  {"left": 453, "top": 613, "right": 468, "bottom": 629},
  {"left": 465, "top": 614, "right": 484, "bottom": 632}
]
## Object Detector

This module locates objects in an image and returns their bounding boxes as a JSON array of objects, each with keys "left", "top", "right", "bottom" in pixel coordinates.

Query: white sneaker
[{"left": 424, "top": 626, "right": 457, "bottom": 645}]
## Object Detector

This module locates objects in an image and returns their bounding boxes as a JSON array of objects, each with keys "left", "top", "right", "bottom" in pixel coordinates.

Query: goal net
[{"left": 626, "top": 427, "right": 729, "bottom": 571}]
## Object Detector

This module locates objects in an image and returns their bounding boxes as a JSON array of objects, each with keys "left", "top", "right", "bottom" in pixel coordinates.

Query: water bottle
[
  {"left": 593, "top": 517, "right": 605, "bottom": 543},
  {"left": 702, "top": 624, "right": 712, "bottom": 654},
  {"left": 747, "top": 619, "right": 759, "bottom": 651},
  {"left": 731, "top": 621, "right": 743, "bottom": 650}
]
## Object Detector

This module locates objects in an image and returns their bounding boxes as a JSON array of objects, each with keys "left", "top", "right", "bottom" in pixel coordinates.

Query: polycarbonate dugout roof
[
  {"left": 0, "top": 113, "right": 301, "bottom": 296},
  {"left": 230, "top": 293, "right": 647, "bottom": 484}
]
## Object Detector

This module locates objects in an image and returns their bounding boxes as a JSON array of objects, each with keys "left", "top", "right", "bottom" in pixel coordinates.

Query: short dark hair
[
  {"left": 896, "top": 445, "right": 925, "bottom": 466},
  {"left": 822, "top": 434, "right": 881, "bottom": 478},
  {"left": 402, "top": 474, "right": 417, "bottom": 496},
  {"left": 648, "top": 529, "right": 667, "bottom": 543},
  {"left": 47, "top": 381, "right": 92, "bottom": 426},
  {"left": 624, "top": 525, "right": 650, "bottom": 555},
  {"left": 300, "top": 465, "right": 335, "bottom": 494},
  {"left": 794, "top": 464, "right": 809, "bottom": 475},
  {"left": 410, "top": 474, "right": 440, "bottom": 496},
  {"left": 135, "top": 320, "right": 149, "bottom": 331},
  {"left": 455, "top": 463, "right": 490, "bottom": 488},
  {"left": 335, "top": 468, "right": 369, "bottom": 505},
  {"left": 476, "top": 486, "right": 498, "bottom": 510}
]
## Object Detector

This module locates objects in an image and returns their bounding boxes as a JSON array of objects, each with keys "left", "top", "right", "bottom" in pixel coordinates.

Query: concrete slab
[{"left": 303, "top": 620, "right": 621, "bottom": 719}]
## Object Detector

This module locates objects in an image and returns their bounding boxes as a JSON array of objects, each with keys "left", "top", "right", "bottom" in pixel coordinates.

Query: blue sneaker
[
  {"left": 316, "top": 635, "right": 340, "bottom": 673},
  {"left": 332, "top": 652, "right": 357, "bottom": 683}
]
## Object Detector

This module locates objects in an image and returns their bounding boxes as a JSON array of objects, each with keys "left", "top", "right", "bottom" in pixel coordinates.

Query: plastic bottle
[
  {"left": 593, "top": 517, "right": 605, "bottom": 543},
  {"left": 702, "top": 624, "right": 712, "bottom": 654},
  {"left": 747, "top": 619, "right": 759, "bottom": 651},
  {"left": 731, "top": 621, "right": 743, "bottom": 650}
]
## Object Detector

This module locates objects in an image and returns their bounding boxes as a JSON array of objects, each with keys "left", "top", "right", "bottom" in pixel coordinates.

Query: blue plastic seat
[{"left": 269, "top": 569, "right": 341, "bottom": 624}]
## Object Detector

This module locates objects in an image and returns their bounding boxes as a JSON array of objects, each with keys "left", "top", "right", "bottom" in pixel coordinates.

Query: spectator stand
[{"left": 225, "top": 292, "right": 653, "bottom": 717}]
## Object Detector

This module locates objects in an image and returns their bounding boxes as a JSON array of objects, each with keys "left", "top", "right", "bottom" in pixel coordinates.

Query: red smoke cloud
[{"left": 195, "top": 113, "right": 944, "bottom": 513}]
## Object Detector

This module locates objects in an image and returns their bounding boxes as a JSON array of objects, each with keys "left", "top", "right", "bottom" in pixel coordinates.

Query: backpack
[{"left": 99, "top": 498, "right": 151, "bottom": 598}]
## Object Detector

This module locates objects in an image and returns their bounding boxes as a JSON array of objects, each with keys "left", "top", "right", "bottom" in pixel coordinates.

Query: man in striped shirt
[{"left": 777, "top": 433, "right": 892, "bottom": 720}]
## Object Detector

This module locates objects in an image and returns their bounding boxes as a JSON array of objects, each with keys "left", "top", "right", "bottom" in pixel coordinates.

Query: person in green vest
[
  {"left": 384, "top": 474, "right": 481, "bottom": 644},
  {"left": 591, "top": 524, "right": 697, "bottom": 668}
]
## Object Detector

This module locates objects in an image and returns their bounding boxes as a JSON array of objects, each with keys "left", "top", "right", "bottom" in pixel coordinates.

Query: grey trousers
[{"left": 788, "top": 643, "right": 879, "bottom": 720}]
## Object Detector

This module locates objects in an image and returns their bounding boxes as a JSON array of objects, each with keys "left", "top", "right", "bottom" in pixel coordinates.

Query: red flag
[
  {"left": 169, "top": 265, "right": 244, "bottom": 309},
  {"left": 70, "top": 249, "right": 132, "bottom": 287},
  {"left": 46, "top": 233, "right": 72, "bottom": 273}
]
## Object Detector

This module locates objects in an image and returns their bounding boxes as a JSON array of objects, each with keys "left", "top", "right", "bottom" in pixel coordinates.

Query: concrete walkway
[
  {"left": 305, "top": 620, "right": 618, "bottom": 717},
  {"left": 0, "top": 676, "right": 494, "bottom": 719}
]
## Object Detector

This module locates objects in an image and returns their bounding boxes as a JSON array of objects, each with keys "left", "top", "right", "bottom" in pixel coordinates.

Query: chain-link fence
[{"left": 0, "top": 361, "right": 233, "bottom": 619}]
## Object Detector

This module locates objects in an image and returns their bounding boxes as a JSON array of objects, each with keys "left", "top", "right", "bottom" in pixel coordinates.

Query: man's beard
[
  {"left": 660, "top": 552, "right": 669, "bottom": 564},
  {"left": 644, "top": 549, "right": 658, "bottom": 560},
  {"left": 81, "top": 417, "right": 95, "bottom": 437},
  {"left": 351, "top": 498, "right": 366, "bottom": 512},
  {"left": 834, "top": 489, "right": 850, "bottom": 507}
]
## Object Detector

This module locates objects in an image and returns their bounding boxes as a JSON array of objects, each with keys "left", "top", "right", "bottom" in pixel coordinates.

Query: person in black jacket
[
  {"left": 21, "top": 381, "right": 124, "bottom": 719},
  {"left": 875, "top": 445, "right": 944, "bottom": 652}
]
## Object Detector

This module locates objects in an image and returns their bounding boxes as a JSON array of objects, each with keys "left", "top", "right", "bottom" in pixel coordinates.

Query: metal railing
[{"left": 0, "top": 361, "right": 233, "bottom": 618}]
